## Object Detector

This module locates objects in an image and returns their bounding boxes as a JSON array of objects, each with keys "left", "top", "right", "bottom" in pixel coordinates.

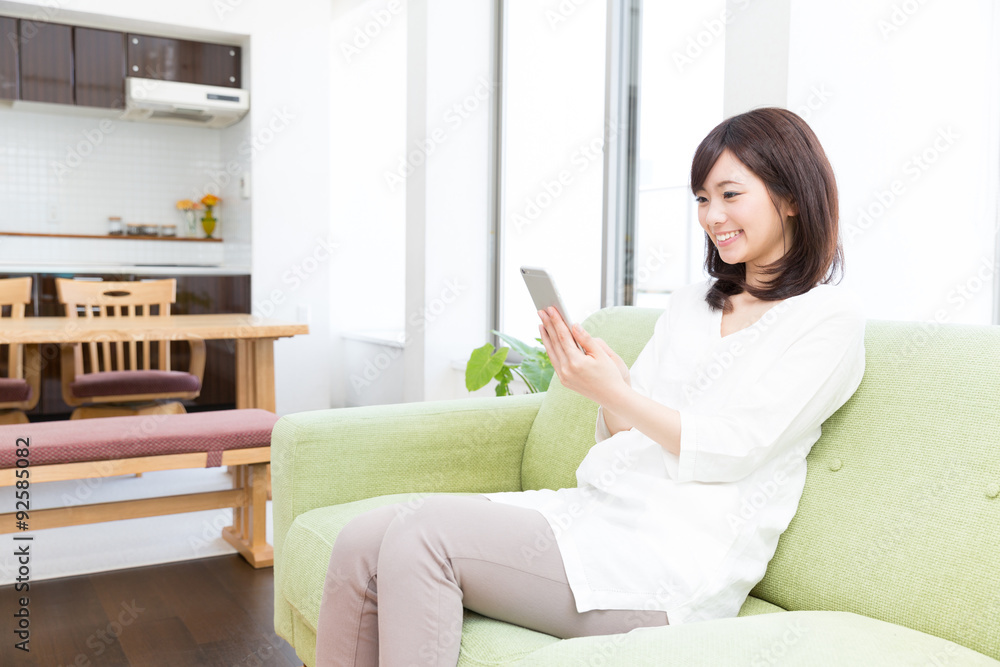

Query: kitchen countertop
[{"left": 0, "top": 264, "right": 250, "bottom": 276}]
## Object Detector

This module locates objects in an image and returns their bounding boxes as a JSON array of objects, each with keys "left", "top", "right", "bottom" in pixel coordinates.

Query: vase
[
  {"left": 201, "top": 207, "right": 217, "bottom": 239},
  {"left": 181, "top": 210, "right": 198, "bottom": 237}
]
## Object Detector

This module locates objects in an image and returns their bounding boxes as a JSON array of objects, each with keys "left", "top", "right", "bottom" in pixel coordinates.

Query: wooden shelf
[{"left": 0, "top": 231, "right": 222, "bottom": 243}]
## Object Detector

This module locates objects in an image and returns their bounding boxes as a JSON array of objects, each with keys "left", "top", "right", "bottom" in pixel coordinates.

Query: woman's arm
[
  {"left": 599, "top": 405, "right": 631, "bottom": 438},
  {"left": 601, "top": 385, "right": 682, "bottom": 457},
  {"left": 538, "top": 305, "right": 682, "bottom": 455},
  {"left": 540, "top": 296, "right": 865, "bottom": 483}
]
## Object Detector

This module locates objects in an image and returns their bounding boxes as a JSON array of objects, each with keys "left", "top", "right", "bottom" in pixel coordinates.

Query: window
[
  {"left": 631, "top": 0, "right": 726, "bottom": 308},
  {"left": 496, "top": 0, "right": 608, "bottom": 348}
]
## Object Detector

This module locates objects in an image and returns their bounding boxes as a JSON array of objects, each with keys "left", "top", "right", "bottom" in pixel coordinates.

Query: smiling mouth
[{"left": 716, "top": 230, "right": 743, "bottom": 245}]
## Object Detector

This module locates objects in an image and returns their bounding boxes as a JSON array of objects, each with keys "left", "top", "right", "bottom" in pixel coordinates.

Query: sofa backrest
[
  {"left": 523, "top": 307, "right": 1000, "bottom": 661},
  {"left": 753, "top": 319, "right": 1000, "bottom": 661}
]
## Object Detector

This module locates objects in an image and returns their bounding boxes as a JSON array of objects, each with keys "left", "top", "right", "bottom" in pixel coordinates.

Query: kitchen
[
  {"left": 0, "top": 2, "right": 334, "bottom": 664},
  {"left": 0, "top": 0, "right": 334, "bottom": 419}
]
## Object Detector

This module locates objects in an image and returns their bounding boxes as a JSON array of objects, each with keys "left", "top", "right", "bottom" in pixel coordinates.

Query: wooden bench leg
[
  {"left": 0, "top": 409, "right": 28, "bottom": 425},
  {"left": 222, "top": 462, "right": 274, "bottom": 568}
]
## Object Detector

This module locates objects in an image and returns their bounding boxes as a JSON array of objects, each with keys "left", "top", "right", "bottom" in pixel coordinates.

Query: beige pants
[{"left": 314, "top": 494, "right": 669, "bottom": 666}]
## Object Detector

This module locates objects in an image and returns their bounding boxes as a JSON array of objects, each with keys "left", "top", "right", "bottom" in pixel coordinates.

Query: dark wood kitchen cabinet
[
  {"left": 18, "top": 19, "right": 73, "bottom": 104},
  {"left": 127, "top": 34, "right": 241, "bottom": 88},
  {"left": 0, "top": 272, "right": 250, "bottom": 420},
  {"left": 0, "top": 17, "right": 17, "bottom": 100},
  {"left": 74, "top": 26, "right": 126, "bottom": 109}
]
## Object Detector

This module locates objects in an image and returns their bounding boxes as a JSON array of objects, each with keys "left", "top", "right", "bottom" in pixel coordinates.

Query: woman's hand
[
  {"left": 537, "top": 306, "right": 629, "bottom": 405},
  {"left": 596, "top": 337, "right": 631, "bottom": 386}
]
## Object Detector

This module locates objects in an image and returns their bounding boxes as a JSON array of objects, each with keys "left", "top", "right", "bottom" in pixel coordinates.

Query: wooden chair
[
  {"left": 0, "top": 277, "right": 40, "bottom": 425},
  {"left": 56, "top": 278, "right": 206, "bottom": 421}
]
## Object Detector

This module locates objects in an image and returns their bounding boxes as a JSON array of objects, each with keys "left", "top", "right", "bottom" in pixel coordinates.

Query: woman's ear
[{"left": 785, "top": 198, "right": 799, "bottom": 218}]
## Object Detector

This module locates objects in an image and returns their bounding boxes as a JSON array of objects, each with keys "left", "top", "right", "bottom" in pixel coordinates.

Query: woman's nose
[{"left": 704, "top": 200, "right": 726, "bottom": 225}]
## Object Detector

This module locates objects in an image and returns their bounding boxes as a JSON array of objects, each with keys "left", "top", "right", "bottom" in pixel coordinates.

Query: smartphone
[{"left": 520, "top": 266, "right": 585, "bottom": 352}]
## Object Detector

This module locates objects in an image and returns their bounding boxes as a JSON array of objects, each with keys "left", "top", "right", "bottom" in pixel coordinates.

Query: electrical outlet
[
  {"left": 46, "top": 202, "right": 59, "bottom": 225},
  {"left": 240, "top": 172, "right": 251, "bottom": 199}
]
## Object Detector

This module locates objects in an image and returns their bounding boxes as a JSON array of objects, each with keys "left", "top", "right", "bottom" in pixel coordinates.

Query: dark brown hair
[{"left": 690, "top": 107, "right": 843, "bottom": 312}]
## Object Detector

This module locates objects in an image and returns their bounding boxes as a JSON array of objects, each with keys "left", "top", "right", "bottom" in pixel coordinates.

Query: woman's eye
[
  {"left": 694, "top": 196, "right": 707, "bottom": 204},
  {"left": 723, "top": 191, "right": 739, "bottom": 199}
]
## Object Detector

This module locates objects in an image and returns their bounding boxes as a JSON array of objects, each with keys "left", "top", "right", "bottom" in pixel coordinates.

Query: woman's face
[{"left": 694, "top": 149, "right": 797, "bottom": 285}]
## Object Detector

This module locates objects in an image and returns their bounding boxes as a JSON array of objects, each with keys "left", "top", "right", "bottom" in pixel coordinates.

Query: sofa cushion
[
  {"left": 753, "top": 320, "right": 1000, "bottom": 662},
  {"left": 514, "top": 610, "right": 1000, "bottom": 666},
  {"left": 69, "top": 369, "right": 200, "bottom": 398},
  {"left": 520, "top": 306, "right": 662, "bottom": 491},
  {"left": 276, "top": 493, "right": 562, "bottom": 667},
  {"left": 278, "top": 491, "right": 790, "bottom": 667}
]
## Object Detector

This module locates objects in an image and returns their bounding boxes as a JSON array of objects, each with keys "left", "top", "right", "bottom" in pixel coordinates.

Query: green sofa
[{"left": 272, "top": 306, "right": 1000, "bottom": 666}]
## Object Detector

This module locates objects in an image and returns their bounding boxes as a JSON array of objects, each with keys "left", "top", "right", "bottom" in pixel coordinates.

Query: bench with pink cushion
[{"left": 0, "top": 408, "right": 277, "bottom": 568}]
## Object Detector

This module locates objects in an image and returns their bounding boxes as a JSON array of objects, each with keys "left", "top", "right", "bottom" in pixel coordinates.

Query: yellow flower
[
  {"left": 176, "top": 199, "right": 195, "bottom": 210},
  {"left": 201, "top": 194, "right": 221, "bottom": 207}
]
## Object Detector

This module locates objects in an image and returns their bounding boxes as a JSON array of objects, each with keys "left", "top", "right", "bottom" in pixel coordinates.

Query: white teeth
[{"left": 717, "top": 230, "right": 742, "bottom": 241}]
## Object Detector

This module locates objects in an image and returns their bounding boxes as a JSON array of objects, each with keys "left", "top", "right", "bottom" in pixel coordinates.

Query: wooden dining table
[
  {"left": 0, "top": 313, "right": 309, "bottom": 412},
  {"left": 0, "top": 314, "right": 307, "bottom": 560}
]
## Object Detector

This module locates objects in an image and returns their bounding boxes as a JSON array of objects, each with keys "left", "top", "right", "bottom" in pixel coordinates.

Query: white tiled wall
[{"left": 0, "top": 104, "right": 250, "bottom": 268}]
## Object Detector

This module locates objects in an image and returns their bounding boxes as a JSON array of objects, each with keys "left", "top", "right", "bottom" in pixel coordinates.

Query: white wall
[
  {"left": 724, "top": 0, "right": 1000, "bottom": 325},
  {"left": 329, "top": 0, "right": 407, "bottom": 408},
  {"left": 416, "top": 0, "right": 495, "bottom": 401},
  {"left": 3, "top": 0, "right": 334, "bottom": 414},
  {"left": 785, "top": 0, "right": 999, "bottom": 326},
  {"left": 331, "top": 0, "right": 496, "bottom": 406},
  {"left": 723, "top": 0, "right": 790, "bottom": 115}
]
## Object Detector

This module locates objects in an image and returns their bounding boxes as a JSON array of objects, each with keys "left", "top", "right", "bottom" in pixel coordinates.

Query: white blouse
[{"left": 484, "top": 277, "right": 866, "bottom": 625}]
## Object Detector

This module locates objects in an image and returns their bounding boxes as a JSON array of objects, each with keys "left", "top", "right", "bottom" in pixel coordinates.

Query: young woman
[{"left": 314, "top": 107, "right": 866, "bottom": 666}]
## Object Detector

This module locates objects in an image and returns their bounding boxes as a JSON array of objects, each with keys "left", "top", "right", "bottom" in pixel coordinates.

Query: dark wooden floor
[{"left": 0, "top": 554, "right": 303, "bottom": 666}]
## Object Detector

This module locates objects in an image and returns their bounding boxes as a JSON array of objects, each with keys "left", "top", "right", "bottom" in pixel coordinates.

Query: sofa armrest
[{"left": 271, "top": 391, "right": 545, "bottom": 553}]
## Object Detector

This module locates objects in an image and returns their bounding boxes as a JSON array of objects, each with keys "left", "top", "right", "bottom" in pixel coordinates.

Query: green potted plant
[{"left": 465, "top": 331, "right": 553, "bottom": 396}]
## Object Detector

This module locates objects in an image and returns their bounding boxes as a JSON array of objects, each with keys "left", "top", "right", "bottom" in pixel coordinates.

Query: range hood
[{"left": 122, "top": 77, "right": 249, "bottom": 129}]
